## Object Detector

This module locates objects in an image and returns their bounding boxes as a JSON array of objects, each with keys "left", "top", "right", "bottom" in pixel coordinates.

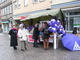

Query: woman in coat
[
  {"left": 41, "top": 22, "right": 51, "bottom": 50},
  {"left": 9, "top": 25, "right": 18, "bottom": 50},
  {"left": 33, "top": 22, "right": 40, "bottom": 48}
]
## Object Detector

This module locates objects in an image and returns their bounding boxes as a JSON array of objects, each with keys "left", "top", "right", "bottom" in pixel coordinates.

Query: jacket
[{"left": 18, "top": 28, "right": 28, "bottom": 41}]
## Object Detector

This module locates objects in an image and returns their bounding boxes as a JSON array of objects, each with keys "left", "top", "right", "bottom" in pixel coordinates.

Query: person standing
[
  {"left": 72, "top": 27, "right": 79, "bottom": 36},
  {"left": 33, "top": 22, "right": 40, "bottom": 48},
  {"left": 9, "top": 25, "right": 18, "bottom": 50},
  {"left": 18, "top": 24, "right": 28, "bottom": 51},
  {"left": 41, "top": 22, "right": 51, "bottom": 50}
]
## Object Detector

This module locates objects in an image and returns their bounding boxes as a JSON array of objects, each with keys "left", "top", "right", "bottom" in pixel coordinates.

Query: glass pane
[
  {"left": 69, "top": 16, "right": 80, "bottom": 31},
  {"left": 69, "top": 11, "right": 80, "bottom": 15},
  {"left": 69, "top": 17, "right": 73, "bottom": 30},
  {"left": 65, "top": 17, "right": 68, "bottom": 30}
]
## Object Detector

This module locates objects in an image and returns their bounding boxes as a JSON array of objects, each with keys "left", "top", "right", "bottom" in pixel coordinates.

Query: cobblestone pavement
[{"left": 0, "top": 33, "right": 80, "bottom": 60}]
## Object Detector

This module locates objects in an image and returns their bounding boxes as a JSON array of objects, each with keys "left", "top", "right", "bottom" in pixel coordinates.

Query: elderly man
[{"left": 18, "top": 24, "right": 28, "bottom": 51}]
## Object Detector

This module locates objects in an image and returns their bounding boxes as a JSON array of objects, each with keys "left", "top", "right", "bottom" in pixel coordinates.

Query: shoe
[
  {"left": 44, "top": 48, "right": 48, "bottom": 50},
  {"left": 25, "top": 47, "right": 27, "bottom": 50},
  {"left": 44, "top": 48, "right": 47, "bottom": 50},
  {"left": 33, "top": 45, "right": 35, "bottom": 47},
  {"left": 13, "top": 46, "right": 17, "bottom": 50},
  {"left": 21, "top": 49, "right": 25, "bottom": 51}
]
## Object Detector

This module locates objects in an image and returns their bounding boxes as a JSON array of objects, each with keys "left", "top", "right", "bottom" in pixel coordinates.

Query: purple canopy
[{"left": 62, "top": 34, "right": 80, "bottom": 51}]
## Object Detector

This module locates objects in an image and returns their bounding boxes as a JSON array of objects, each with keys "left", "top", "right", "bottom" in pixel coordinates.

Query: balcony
[{"left": 0, "top": 0, "right": 12, "bottom": 9}]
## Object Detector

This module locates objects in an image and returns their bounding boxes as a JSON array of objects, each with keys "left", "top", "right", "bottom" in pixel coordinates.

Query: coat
[
  {"left": 72, "top": 29, "right": 77, "bottom": 34},
  {"left": 41, "top": 24, "right": 50, "bottom": 39},
  {"left": 9, "top": 28, "right": 18, "bottom": 46},
  {"left": 18, "top": 28, "right": 28, "bottom": 41},
  {"left": 33, "top": 26, "right": 39, "bottom": 40}
]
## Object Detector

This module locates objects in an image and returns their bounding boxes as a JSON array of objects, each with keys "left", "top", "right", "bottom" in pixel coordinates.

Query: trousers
[{"left": 20, "top": 41, "right": 27, "bottom": 50}]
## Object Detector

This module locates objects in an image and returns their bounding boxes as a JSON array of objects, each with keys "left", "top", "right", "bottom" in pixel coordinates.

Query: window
[
  {"left": 6, "top": 6, "right": 8, "bottom": 14},
  {"left": 4, "top": 7, "right": 7, "bottom": 15},
  {"left": 0, "top": 0, "right": 6, "bottom": 3},
  {"left": 1, "top": 9, "right": 3, "bottom": 15},
  {"left": 0, "top": 0, "right": 2, "bottom": 3},
  {"left": 10, "top": 5, "right": 12, "bottom": 13},
  {"left": 24, "top": 0, "right": 28, "bottom": 6},
  {"left": 33, "top": 0, "right": 38, "bottom": 3},
  {"left": 7, "top": 6, "right": 9, "bottom": 14},
  {"left": 0, "top": 0, "right": 1, "bottom": 3},
  {"left": 39, "top": 0, "right": 45, "bottom": 2},
  {"left": 17, "top": 0, "right": 21, "bottom": 8},
  {"left": 3, "top": 9, "right": 5, "bottom": 15},
  {"left": 14, "top": 1, "right": 17, "bottom": 10},
  {"left": 9, "top": 5, "right": 11, "bottom": 14},
  {"left": 50, "top": 0, "right": 52, "bottom": 3}
]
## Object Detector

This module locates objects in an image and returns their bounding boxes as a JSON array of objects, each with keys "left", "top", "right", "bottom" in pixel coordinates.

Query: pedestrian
[
  {"left": 18, "top": 24, "right": 28, "bottom": 51},
  {"left": 9, "top": 25, "right": 18, "bottom": 50},
  {"left": 33, "top": 22, "right": 40, "bottom": 48},
  {"left": 72, "top": 27, "right": 79, "bottom": 36},
  {"left": 41, "top": 22, "right": 51, "bottom": 50}
]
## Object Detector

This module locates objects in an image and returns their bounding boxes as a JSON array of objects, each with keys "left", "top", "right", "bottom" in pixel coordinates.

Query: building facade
[
  {"left": 12, "top": 0, "right": 51, "bottom": 25},
  {"left": 0, "top": 0, "right": 79, "bottom": 32},
  {"left": 51, "top": 0, "right": 80, "bottom": 31},
  {"left": 0, "top": 0, "right": 13, "bottom": 33}
]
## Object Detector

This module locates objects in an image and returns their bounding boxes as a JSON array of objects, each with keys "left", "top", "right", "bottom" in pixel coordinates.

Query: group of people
[
  {"left": 9, "top": 24, "right": 28, "bottom": 51},
  {"left": 33, "top": 22, "right": 52, "bottom": 50},
  {"left": 9, "top": 22, "right": 52, "bottom": 51}
]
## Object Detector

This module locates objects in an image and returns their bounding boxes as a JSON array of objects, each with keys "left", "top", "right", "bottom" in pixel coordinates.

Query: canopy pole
[{"left": 53, "top": 33, "right": 57, "bottom": 49}]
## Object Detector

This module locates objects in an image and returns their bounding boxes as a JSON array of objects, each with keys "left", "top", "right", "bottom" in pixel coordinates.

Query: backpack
[{"left": 43, "top": 29, "right": 49, "bottom": 35}]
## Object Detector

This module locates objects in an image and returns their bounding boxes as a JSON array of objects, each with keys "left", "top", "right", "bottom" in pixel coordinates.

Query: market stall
[{"left": 21, "top": 8, "right": 66, "bottom": 49}]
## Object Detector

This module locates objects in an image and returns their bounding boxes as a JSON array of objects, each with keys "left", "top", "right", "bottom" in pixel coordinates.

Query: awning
[
  {"left": 21, "top": 8, "right": 65, "bottom": 29},
  {"left": 1, "top": 21, "right": 9, "bottom": 23},
  {"left": 21, "top": 8, "right": 65, "bottom": 21}
]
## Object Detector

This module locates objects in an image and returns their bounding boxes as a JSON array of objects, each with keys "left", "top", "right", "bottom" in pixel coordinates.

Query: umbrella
[{"left": 62, "top": 34, "right": 80, "bottom": 51}]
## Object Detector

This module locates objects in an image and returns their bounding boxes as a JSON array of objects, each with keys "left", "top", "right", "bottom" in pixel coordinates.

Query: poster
[{"left": 28, "top": 34, "right": 54, "bottom": 43}]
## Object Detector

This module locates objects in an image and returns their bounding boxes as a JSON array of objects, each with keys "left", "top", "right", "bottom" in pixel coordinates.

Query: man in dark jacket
[
  {"left": 72, "top": 27, "right": 78, "bottom": 36},
  {"left": 33, "top": 22, "right": 40, "bottom": 47}
]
